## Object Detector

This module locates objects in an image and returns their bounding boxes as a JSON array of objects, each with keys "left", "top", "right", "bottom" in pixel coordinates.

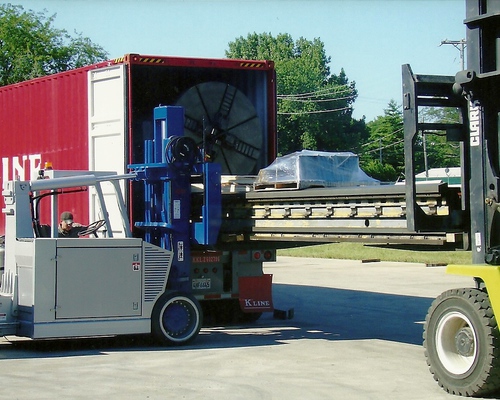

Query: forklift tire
[
  {"left": 423, "top": 288, "right": 500, "bottom": 396},
  {"left": 151, "top": 291, "right": 202, "bottom": 346}
]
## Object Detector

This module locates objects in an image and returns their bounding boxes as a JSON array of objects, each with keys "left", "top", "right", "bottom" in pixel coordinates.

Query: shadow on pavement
[{"left": 0, "top": 283, "right": 434, "bottom": 359}]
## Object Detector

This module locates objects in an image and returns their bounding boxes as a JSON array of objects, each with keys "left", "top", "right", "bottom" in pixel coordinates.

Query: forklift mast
[
  {"left": 456, "top": 0, "right": 500, "bottom": 264},
  {"left": 402, "top": 64, "right": 469, "bottom": 238},
  {"left": 403, "top": 0, "right": 500, "bottom": 262}
]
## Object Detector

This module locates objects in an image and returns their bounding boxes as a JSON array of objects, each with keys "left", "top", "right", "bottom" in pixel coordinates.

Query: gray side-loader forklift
[{"left": 0, "top": 170, "right": 202, "bottom": 345}]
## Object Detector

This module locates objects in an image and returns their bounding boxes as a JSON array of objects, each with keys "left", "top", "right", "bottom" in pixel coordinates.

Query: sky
[{"left": 12, "top": 0, "right": 466, "bottom": 122}]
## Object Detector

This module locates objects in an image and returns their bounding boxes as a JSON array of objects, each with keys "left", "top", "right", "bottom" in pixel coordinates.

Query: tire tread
[{"left": 423, "top": 288, "right": 500, "bottom": 396}]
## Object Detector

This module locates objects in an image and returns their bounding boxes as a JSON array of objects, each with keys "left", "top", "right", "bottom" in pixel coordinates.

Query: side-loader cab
[{"left": 0, "top": 170, "right": 202, "bottom": 345}]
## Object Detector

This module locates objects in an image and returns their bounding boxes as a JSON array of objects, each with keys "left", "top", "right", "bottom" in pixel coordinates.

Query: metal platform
[{"left": 205, "top": 181, "right": 466, "bottom": 248}]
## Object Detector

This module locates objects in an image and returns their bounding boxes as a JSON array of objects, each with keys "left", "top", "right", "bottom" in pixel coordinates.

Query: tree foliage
[
  {"left": 226, "top": 33, "right": 461, "bottom": 181},
  {"left": 417, "top": 107, "right": 461, "bottom": 172},
  {"left": 360, "top": 101, "right": 462, "bottom": 182},
  {"left": 360, "top": 100, "right": 404, "bottom": 181},
  {"left": 361, "top": 159, "right": 397, "bottom": 182},
  {"left": 0, "top": 4, "right": 108, "bottom": 86},
  {"left": 226, "top": 33, "right": 368, "bottom": 155}
]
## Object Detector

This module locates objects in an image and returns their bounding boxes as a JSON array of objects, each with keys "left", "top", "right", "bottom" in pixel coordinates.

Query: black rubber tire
[
  {"left": 423, "top": 288, "right": 500, "bottom": 396},
  {"left": 151, "top": 292, "right": 202, "bottom": 345}
]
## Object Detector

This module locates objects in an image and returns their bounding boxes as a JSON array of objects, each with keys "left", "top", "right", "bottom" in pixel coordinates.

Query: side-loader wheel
[
  {"left": 151, "top": 292, "right": 202, "bottom": 345},
  {"left": 423, "top": 288, "right": 500, "bottom": 396}
]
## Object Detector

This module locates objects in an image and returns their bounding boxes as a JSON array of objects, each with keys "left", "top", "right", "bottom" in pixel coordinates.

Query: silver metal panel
[
  {"left": 32, "top": 318, "right": 151, "bottom": 339},
  {"left": 55, "top": 241, "right": 142, "bottom": 319},
  {"left": 16, "top": 243, "right": 34, "bottom": 308},
  {"left": 55, "top": 238, "right": 142, "bottom": 248},
  {"left": 33, "top": 239, "right": 57, "bottom": 322}
]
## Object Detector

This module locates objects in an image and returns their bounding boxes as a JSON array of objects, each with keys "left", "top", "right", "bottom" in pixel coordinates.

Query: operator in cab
[{"left": 58, "top": 211, "right": 87, "bottom": 238}]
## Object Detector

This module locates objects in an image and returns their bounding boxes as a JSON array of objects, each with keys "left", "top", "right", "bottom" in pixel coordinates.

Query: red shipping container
[{"left": 0, "top": 54, "right": 276, "bottom": 235}]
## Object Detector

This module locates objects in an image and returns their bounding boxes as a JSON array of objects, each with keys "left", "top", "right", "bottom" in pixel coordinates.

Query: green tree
[
  {"left": 417, "top": 107, "right": 461, "bottom": 172},
  {"left": 0, "top": 4, "right": 108, "bottom": 86},
  {"left": 360, "top": 100, "right": 404, "bottom": 181},
  {"left": 361, "top": 159, "right": 397, "bottom": 182},
  {"left": 226, "top": 32, "right": 368, "bottom": 155}
]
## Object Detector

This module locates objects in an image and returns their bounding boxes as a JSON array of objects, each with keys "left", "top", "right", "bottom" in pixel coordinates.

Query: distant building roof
[
  {"left": 415, "top": 167, "right": 461, "bottom": 179},
  {"left": 415, "top": 167, "right": 461, "bottom": 187}
]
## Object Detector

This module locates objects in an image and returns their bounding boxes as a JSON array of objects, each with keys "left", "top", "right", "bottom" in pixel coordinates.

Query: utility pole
[
  {"left": 422, "top": 131, "right": 429, "bottom": 178},
  {"left": 440, "top": 39, "right": 467, "bottom": 70}
]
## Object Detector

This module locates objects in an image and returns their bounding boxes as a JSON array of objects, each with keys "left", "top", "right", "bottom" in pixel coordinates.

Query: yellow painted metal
[{"left": 447, "top": 264, "right": 500, "bottom": 318}]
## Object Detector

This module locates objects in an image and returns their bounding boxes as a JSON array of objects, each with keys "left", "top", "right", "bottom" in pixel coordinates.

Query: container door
[{"left": 88, "top": 65, "right": 127, "bottom": 236}]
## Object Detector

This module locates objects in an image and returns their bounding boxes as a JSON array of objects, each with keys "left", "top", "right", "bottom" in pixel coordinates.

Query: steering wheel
[{"left": 78, "top": 219, "right": 106, "bottom": 237}]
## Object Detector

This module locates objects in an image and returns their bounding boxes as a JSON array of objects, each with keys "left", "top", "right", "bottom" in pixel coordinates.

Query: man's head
[{"left": 60, "top": 211, "right": 74, "bottom": 232}]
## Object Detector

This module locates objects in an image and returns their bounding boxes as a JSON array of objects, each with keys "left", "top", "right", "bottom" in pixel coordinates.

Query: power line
[
  {"left": 277, "top": 85, "right": 354, "bottom": 100},
  {"left": 277, "top": 86, "right": 356, "bottom": 114},
  {"left": 278, "top": 106, "right": 351, "bottom": 115},
  {"left": 361, "top": 138, "right": 404, "bottom": 155},
  {"left": 278, "top": 94, "right": 356, "bottom": 103},
  {"left": 360, "top": 127, "right": 404, "bottom": 147}
]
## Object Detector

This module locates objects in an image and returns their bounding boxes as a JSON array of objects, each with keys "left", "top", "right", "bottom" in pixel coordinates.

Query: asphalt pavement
[{"left": 0, "top": 256, "right": 486, "bottom": 399}]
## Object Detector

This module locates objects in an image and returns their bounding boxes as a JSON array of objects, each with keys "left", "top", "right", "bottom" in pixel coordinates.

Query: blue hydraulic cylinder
[{"left": 153, "top": 106, "right": 185, "bottom": 163}]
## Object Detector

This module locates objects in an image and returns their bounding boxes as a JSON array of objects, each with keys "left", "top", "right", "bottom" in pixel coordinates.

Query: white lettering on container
[
  {"left": 244, "top": 299, "right": 271, "bottom": 308},
  {"left": 2, "top": 154, "right": 42, "bottom": 182}
]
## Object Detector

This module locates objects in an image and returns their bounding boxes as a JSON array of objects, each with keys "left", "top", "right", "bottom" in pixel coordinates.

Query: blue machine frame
[{"left": 129, "top": 106, "right": 222, "bottom": 293}]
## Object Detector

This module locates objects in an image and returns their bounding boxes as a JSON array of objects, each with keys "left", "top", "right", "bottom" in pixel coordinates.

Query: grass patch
[{"left": 277, "top": 242, "right": 472, "bottom": 265}]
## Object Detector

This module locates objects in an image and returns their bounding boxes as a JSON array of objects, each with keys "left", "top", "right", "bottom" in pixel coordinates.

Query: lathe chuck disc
[{"left": 175, "top": 82, "right": 262, "bottom": 174}]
